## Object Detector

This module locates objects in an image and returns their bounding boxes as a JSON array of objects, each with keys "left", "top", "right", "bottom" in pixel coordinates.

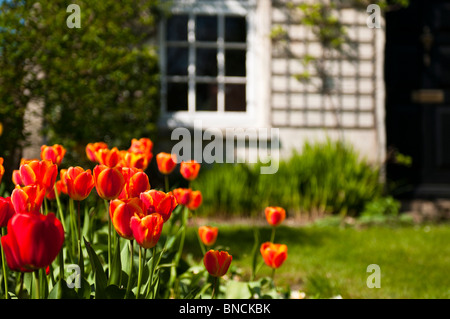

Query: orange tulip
[
  {"left": 95, "top": 147, "right": 121, "bottom": 167},
  {"left": 260, "top": 242, "right": 288, "bottom": 269},
  {"left": 110, "top": 197, "right": 145, "bottom": 240},
  {"left": 64, "top": 166, "right": 95, "bottom": 201},
  {"left": 0, "top": 157, "right": 4, "bottom": 185},
  {"left": 265, "top": 206, "right": 286, "bottom": 227},
  {"left": 156, "top": 152, "right": 177, "bottom": 175},
  {"left": 12, "top": 170, "right": 23, "bottom": 186},
  {"left": 11, "top": 185, "right": 45, "bottom": 215},
  {"left": 93, "top": 165, "right": 125, "bottom": 200},
  {"left": 172, "top": 188, "right": 192, "bottom": 206},
  {"left": 187, "top": 190, "right": 202, "bottom": 211},
  {"left": 130, "top": 213, "right": 164, "bottom": 249},
  {"left": 198, "top": 226, "right": 218, "bottom": 246},
  {"left": 120, "top": 151, "right": 149, "bottom": 171},
  {"left": 203, "top": 250, "right": 232, "bottom": 277},
  {"left": 180, "top": 160, "right": 200, "bottom": 181},
  {"left": 40, "top": 144, "right": 66, "bottom": 166},
  {"left": 0, "top": 197, "right": 15, "bottom": 228},
  {"left": 139, "top": 190, "right": 177, "bottom": 222},
  {"left": 86, "top": 142, "right": 108, "bottom": 162},
  {"left": 118, "top": 167, "right": 150, "bottom": 200},
  {"left": 128, "top": 138, "right": 153, "bottom": 160},
  {"left": 18, "top": 160, "right": 58, "bottom": 194}
]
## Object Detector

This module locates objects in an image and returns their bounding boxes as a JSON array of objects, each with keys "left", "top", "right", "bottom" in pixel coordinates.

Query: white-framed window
[{"left": 158, "top": 0, "right": 269, "bottom": 129}]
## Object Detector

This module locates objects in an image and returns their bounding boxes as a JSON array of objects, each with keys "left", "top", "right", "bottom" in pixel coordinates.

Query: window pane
[
  {"left": 225, "top": 49, "right": 246, "bottom": 77},
  {"left": 196, "top": 48, "right": 218, "bottom": 76},
  {"left": 225, "top": 16, "right": 246, "bottom": 43},
  {"left": 196, "top": 15, "right": 217, "bottom": 42},
  {"left": 196, "top": 83, "right": 218, "bottom": 111},
  {"left": 225, "top": 84, "right": 246, "bottom": 112},
  {"left": 166, "top": 15, "right": 188, "bottom": 41},
  {"left": 167, "top": 82, "right": 188, "bottom": 111},
  {"left": 167, "top": 47, "right": 188, "bottom": 76}
]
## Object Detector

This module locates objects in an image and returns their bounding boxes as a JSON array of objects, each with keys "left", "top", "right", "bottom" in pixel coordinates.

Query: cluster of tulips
[{"left": 0, "top": 138, "right": 288, "bottom": 299}]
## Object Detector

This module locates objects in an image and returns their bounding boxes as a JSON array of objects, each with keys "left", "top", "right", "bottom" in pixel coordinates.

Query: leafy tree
[{"left": 0, "top": 0, "right": 162, "bottom": 174}]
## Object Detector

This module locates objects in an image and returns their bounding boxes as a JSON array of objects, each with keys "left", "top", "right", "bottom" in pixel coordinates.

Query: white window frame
[{"left": 158, "top": 0, "right": 270, "bottom": 130}]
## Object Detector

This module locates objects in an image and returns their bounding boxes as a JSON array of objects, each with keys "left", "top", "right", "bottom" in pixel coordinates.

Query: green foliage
[
  {"left": 193, "top": 139, "right": 384, "bottom": 218},
  {"left": 0, "top": 0, "right": 161, "bottom": 168},
  {"left": 361, "top": 196, "right": 401, "bottom": 217}
]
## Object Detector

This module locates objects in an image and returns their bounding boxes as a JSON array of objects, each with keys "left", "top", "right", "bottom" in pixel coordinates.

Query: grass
[{"left": 183, "top": 220, "right": 450, "bottom": 299}]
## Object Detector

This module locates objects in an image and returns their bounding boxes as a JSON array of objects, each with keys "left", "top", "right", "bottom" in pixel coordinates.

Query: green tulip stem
[
  {"left": 211, "top": 276, "right": 218, "bottom": 299},
  {"left": 53, "top": 183, "right": 66, "bottom": 231},
  {"left": 34, "top": 270, "right": 40, "bottom": 299},
  {"left": 125, "top": 240, "right": 134, "bottom": 299},
  {"left": 104, "top": 199, "right": 112, "bottom": 278},
  {"left": 1, "top": 228, "right": 8, "bottom": 299},
  {"left": 271, "top": 268, "right": 276, "bottom": 282},
  {"left": 136, "top": 247, "right": 146, "bottom": 299},
  {"left": 270, "top": 227, "right": 276, "bottom": 243},
  {"left": 164, "top": 175, "right": 170, "bottom": 193}
]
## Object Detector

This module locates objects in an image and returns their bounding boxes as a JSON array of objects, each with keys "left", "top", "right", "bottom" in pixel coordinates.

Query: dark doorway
[{"left": 385, "top": 0, "right": 450, "bottom": 197}]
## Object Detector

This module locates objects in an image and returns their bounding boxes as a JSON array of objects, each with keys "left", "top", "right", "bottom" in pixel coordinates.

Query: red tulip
[
  {"left": 203, "top": 250, "right": 232, "bottom": 277},
  {"left": 0, "top": 157, "right": 4, "bottom": 185},
  {"left": 128, "top": 138, "right": 153, "bottom": 160},
  {"left": 110, "top": 197, "right": 145, "bottom": 240},
  {"left": 11, "top": 185, "right": 45, "bottom": 215},
  {"left": 260, "top": 242, "right": 288, "bottom": 269},
  {"left": 40, "top": 144, "right": 66, "bottom": 166},
  {"left": 156, "top": 152, "right": 177, "bottom": 175},
  {"left": 95, "top": 147, "right": 121, "bottom": 168},
  {"left": 64, "top": 166, "right": 95, "bottom": 201},
  {"left": 118, "top": 167, "right": 150, "bottom": 200},
  {"left": 12, "top": 170, "right": 23, "bottom": 186},
  {"left": 265, "top": 206, "right": 286, "bottom": 227},
  {"left": 198, "top": 226, "right": 218, "bottom": 246},
  {"left": 180, "top": 160, "right": 200, "bottom": 181},
  {"left": 1, "top": 212, "right": 64, "bottom": 272},
  {"left": 86, "top": 142, "right": 108, "bottom": 162},
  {"left": 120, "top": 151, "right": 149, "bottom": 171},
  {"left": 0, "top": 197, "right": 15, "bottom": 228},
  {"left": 139, "top": 190, "right": 177, "bottom": 222},
  {"left": 187, "top": 190, "right": 202, "bottom": 211},
  {"left": 172, "top": 188, "right": 192, "bottom": 206},
  {"left": 19, "top": 160, "right": 58, "bottom": 194},
  {"left": 93, "top": 165, "right": 125, "bottom": 200},
  {"left": 130, "top": 213, "right": 164, "bottom": 249}
]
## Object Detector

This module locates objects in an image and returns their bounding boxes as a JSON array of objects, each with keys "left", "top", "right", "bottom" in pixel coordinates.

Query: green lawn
[{"left": 183, "top": 221, "right": 450, "bottom": 299}]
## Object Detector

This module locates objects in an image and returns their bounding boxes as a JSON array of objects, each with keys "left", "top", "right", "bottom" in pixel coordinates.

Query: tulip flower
[
  {"left": 203, "top": 250, "right": 232, "bottom": 277},
  {"left": 110, "top": 197, "right": 145, "bottom": 240},
  {"left": 260, "top": 242, "right": 288, "bottom": 269},
  {"left": 0, "top": 197, "right": 15, "bottom": 228},
  {"left": 118, "top": 167, "right": 150, "bottom": 200},
  {"left": 11, "top": 185, "right": 45, "bottom": 215},
  {"left": 86, "top": 142, "right": 108, "bottom": 162},
  {"left": 18, "top": 160, "right": 58, "bottom": 194},
  {"left": 156, "top": 152, "right": 177, "bottom": 175},
  {"left": 180, "top": 160, "right": 201, "bottom": 181},
  {"left": 93, "top": 165, "right": 125, "bottom": 200},
  {"left": 130, "top": 213, "right": 164, "bottom": 249},
  {"left": 95, "top": 147, "right": 121, "bottom": 168},
  {"left": 12, "top": 170, "right": 23, "bottom": 186},
  {"left": 265, "top": 206, "right": 286, "bottom": 227},
  {"left": 172, "top": 188, "right": 192, "bottom": 206},
  {"left": 63, "top": 166, "right": 95, "bottom": 201},
  {"left": 1, "top": 212, "right": 64, "bottom": 272},
  {"left": 0, "top": 157, "right": 4, "bottom": 184},
  {"left": 198, "top": 226, "right": 218, "bottom": 247},
  {"left": 140, "top": 190, "right": 177, "bottom": 223},
  {"left": 128, "top": 138, "right": 153, "bottom": 161},
  {"left": 120, "top": 151, "right": 149, "bottom": 171},
  {"left": 40, "top": 144, "right": 66, "bottom": 166},
  {"left": 57, "top": 169, "right": 68, "bottom": 195},
  {"left": 187, "top": 190, "right": 202, "bottom": 211}
]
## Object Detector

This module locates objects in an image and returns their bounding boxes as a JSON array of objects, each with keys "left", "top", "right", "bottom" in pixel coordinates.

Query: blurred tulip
[
  {"left": 156, "top": 152, "right": 177, "bottom": 175},
  {"left": 0, "top": 157, "right": 4, "bottom": 185},
  {"left": 12, "top": 170, "right": 23, "bottom": 186},
  {"left": 265, "top": 206, "right": 286, "bottom": 227},
  {"left": 110, "top": 197, "right": 145, "bottom": 240},
  {"left": 260, "top": 242, "right": 288, "bottom": 269},
  {"left": 120, "top": 151, "right": 149, "bottom": 171},
  {"left": 58, "top": 169, "right": 68, "bottom": 195},
  {"left": 140, "top": 190, "right": 177, "bottom": 222},
  {"left": 86, "top": 142, "right": 108, "bottom": 162},
  {"left": 93, "top": 165, "right": 125, "bottom": 200},
  {"left": 11, "top": 185, "right": 45, "bottom": 215},
  {"left": 64, "top": 166, "right": 95, "bottom": 201},
  {"left": 198, "top": 226, "right": 218, "bottom": 246},
  {"left": 130, "top": 213, "right": 164, "bottom": 249},
  {"left": 0, "top": 197, "right": 15, "bottom": 228},
  {"left": 203, "top": 250, "right": 232, "bottom": 277},
  {"left": 1, "top": 212, "right": 64, "bottom": 272},
  {"left": 19, "top": 160, "right": 58, "bottom": 194},
  {"left": 180, "top": 160, "right": 200, "bottom": 181},
  {"left": 172, "top": 188, "right": 192, "bottom": 206},
  {"left": 187, "top": 190, "right": 202, "bottom": 211},
  {"left": 128, "top": 137, "right": 153, "bottom": 160},
  {"left": 40, "top": 144, "right": 66, "bottom": 166},
  {"left": 119, "top": 167, "right": 150, "bottom": 200},
  {"left": 95, "top": 147, "right": 121, "bottom": 168}
]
